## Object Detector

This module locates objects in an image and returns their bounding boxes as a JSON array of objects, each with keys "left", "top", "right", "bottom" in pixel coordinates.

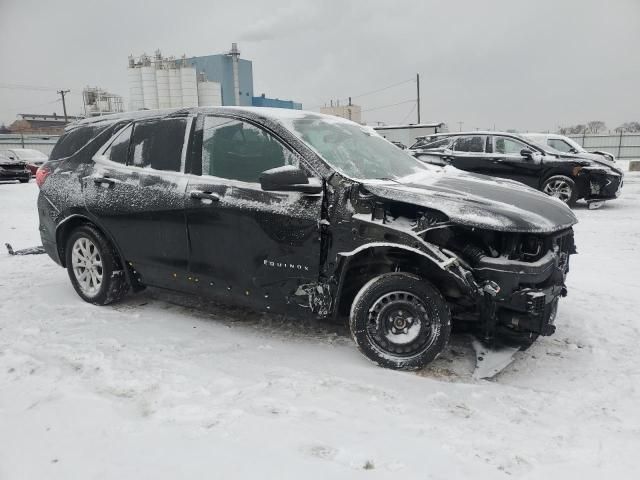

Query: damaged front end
[
  {"left": 428, "top": 223, "right": 576, "bottom": 342},
  {"left": 347, "top": 184, "right": 577, "bottom": 345}
]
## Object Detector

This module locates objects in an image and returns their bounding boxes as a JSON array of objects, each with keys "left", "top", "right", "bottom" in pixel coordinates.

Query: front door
[
  {"left": 184, "top": 114, "right": 324, "bottom": 313},
  {"left": 485, "top": 135, "right": 543, "bottom": 187},
  {"left": 83, "top": 116, "right": 193, "bottom": 287}
]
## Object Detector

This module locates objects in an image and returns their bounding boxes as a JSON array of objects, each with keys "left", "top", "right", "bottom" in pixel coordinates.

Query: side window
[
  {"left": 201, "top": 116, "right": 297, "bottom": 182},
  {"left": 130, "top": 118, "right": 187, "bottom": 172},
  {"left": 452, "top": 136, "right": 485, "bottom": 153},
  {"left": 416, "top": 137, "right": 451, "bottom": 150},
  {"left": 548, "top": 138, "right": 572, "bottom": 153},
  {"left": 103, "top": 125, "right": 132, "bottom": 164},
  {"left": 494, "top": 137, "right": 528, "bottom": 155}
]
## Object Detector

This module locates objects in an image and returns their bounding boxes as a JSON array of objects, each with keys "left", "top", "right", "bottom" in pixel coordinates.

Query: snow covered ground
[{"left": 1, "top": 177, "right": 639, "bottom": 479}]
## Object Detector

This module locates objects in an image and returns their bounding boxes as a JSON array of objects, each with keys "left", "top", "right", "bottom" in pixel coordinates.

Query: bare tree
[
  {"left": 587, "top": 121, "right": 607, "bottom": 134},
  {"left": 615, "top": 121, "right": 640, "bottom": 133}
]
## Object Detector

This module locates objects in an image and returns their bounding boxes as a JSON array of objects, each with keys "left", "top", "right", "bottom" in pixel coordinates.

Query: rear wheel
[
  {"left": 542, "top": 175, "right": 577, "bottom": 206},
  {"left": 349, "top": 273, "right": 451, "bottom": 370},
  {"left": 65, "top": 225, "right": 129, "bottom": 305}
]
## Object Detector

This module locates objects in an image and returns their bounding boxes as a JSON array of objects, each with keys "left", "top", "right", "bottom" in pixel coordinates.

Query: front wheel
[
  {"left": 349, "top": 273, "right": 451, "bottom": 370},
  {"left": 542, "top": 175, "right": 578, "bottom": 206},
  {"left": 65, "top": 224, "right": 129, "bottom": 305}
]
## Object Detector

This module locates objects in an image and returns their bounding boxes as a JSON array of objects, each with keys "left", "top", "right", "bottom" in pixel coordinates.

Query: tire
[
  {"left": 19, "top": 178, "right": 29, "bottom": 183},
  {"left": 541, "top": 175, "right": 578, "bottom": 206},
  {"left": 65, "top": 224, "right": 129, "bottom": 305},
  {"left": 349, "top": 272, "right": 451, "bottom": 370}
]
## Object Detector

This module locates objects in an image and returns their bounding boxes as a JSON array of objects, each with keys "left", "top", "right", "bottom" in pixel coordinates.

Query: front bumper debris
[{"left": 497, "top": 285, "right": 563, "bottom": 336}]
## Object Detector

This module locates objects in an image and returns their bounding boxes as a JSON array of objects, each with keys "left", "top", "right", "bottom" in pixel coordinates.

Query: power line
[
  {"left": 17, "top": 98, "right": 61, "bottom": 112},
  {"left": 0, "top": 82, "right": 58, "bottom": 92},
  {"left": 310, "top": 77, "right": 415, "bottom": 110},
  {"left": 400, "top": 103, "right": 417, "bottom": 124},
  {"left": 351, "top": 78, "right": 415, "bottom": 100},
  {"left": 361, "top": 99, "right": 415, "bottom": 113}
]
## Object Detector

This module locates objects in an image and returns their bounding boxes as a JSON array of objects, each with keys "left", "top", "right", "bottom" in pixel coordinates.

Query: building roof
[{"left": 373, "top": 122, "right": 445, "bottom": 130}]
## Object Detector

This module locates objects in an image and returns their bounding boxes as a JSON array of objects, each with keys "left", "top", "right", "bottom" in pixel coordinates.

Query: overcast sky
[{"left": 1, "top": 0, "right": 639, "bottom": 131}]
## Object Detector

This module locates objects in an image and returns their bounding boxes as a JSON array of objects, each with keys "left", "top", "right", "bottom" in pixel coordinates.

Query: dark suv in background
[
  {"left": 410, "top": 132, "right": 624, "bottom": 207},
  {"left": 37, "top": 108, "right": 577, "bottom": 370},
  {"left": 0, "top": 152, "right": 31, "bottom": 183}
]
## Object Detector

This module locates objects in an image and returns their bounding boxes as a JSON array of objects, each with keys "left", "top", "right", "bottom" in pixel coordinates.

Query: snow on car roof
[{"left": 69, "top": 107, "right": 361, "bottom": 135}]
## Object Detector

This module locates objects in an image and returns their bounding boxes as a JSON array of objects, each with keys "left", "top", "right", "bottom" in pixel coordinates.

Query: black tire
[
  {"left": 19, "top": 178, "right": 29, "bottom": 183},
  {"left": 349, "top": 272, "right": 451, "bottom": 370},
  {"left": 541, "top": 175, "right": 578, "bottom": 206},
  {"left": 65, "top": 224, "right": 129, "bottom": 305}
]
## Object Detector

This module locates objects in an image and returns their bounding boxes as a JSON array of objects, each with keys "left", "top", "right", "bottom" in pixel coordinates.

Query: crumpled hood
[{"left": 362, "top": 168, "right": 578, "bottom": 233}]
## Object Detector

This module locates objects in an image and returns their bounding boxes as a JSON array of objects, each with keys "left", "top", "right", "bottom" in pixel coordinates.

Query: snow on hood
[{"left": 362, "top": 168, "right": 578, "bottom": 233}]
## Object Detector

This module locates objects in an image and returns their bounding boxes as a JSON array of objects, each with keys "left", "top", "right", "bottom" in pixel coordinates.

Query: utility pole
[
  {"left": 416, "top": 73, "right": 421, "bottom": 124},
  {"left": 57, "top": 89, "right": 70, "bottom": 122}
]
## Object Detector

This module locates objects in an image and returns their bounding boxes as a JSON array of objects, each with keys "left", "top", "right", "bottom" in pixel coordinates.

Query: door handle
[
  {"left": 190, "top": 190, "right": 220, "bottom": 202},
  {"left": 93, "top": 176, "right": 116, "bottom": 186}
]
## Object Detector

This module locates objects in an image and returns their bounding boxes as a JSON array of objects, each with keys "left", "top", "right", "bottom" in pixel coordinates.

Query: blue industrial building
[
  {"left": 251, "top": 94, "right": 302, "bottom": 110},
  {"left": 186, "top": 44, "right": 301, "bottom": 109}
]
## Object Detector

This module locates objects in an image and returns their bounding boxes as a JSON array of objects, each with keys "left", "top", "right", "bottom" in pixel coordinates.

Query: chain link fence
[{"left": 567, "top": 132, "right": 640, "bottom": 160}]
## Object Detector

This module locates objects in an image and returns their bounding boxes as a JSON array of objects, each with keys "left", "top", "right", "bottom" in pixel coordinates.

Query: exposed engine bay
[{"left": 347, "top": 194, "right": 577, "bottom": 345}]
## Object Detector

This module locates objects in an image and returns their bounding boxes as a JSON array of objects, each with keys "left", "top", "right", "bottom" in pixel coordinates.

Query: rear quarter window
[{"left": 50, "top": 126, "right": 105, "bottom": 160}]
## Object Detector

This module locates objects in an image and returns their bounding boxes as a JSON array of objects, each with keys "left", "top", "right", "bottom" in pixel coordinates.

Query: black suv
[
  {"left": 410, "top": 132, "right": 624, "bottom": 207},
  {"left": 37, "top": 108, "right": 577, "bottom": 370}
]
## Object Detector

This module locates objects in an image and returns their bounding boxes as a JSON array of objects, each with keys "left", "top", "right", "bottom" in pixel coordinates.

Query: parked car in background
[
  {"left": 521, "top": 133, "right": 616, "bottom": 163},
  {"left": 6, "top": 148, "right": 49, "bottom": 175},
  {"left": 0, "top": 152, "right": 31, "bottom": 183},
  {"left": 37, "top": 108, "right": 577, "bottom": 370},
  {"left": 410, "top": 132, "right": 624, "bottom": 207}
]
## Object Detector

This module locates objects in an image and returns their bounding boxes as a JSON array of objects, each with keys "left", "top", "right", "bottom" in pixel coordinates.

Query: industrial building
[
  {"left": 127, "top": 51, "right": 222, "bottom": 110},
  {"left": 127, "top": 44, "right": 301, "bottom": 111},
  {"left": 7, "top": 113, "right": 82, "bottom": 135},
  {"left": 320, "top": 101, "right": 362, "bottom": 123},
  {"left": 82, "top": 87, "right": 124, "bottom": 117}
]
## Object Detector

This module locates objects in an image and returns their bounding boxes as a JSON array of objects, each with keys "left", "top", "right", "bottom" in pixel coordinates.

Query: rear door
[
  {"left": 486, "top": 135, "right": 543, "bottom": 187},
  {"left": 184, "top": 114, "right": 324, "bottom": 313},
  {"left": 411, "top": 137, "right": 453, "bottom": 166},
  {"left": 448, "top": 135, "right": 489, "bottom": 172},
  {"left": 83, "top": 115, "right": 193, "bottom": 287}
]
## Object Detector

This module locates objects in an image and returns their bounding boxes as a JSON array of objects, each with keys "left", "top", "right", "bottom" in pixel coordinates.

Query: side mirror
[
  {"left": 520, "top": 149, "right": 534, "bottom": 159},
  {"left": 260, "top": 165, "right": 322, "bottom": 194}
]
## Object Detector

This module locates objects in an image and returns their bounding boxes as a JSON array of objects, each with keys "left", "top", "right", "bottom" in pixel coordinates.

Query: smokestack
[{"left": 229, "top": 43, "right": 241, "bottom": 105}]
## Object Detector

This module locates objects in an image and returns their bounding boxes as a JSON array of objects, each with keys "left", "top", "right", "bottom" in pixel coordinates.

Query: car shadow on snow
[{"left": 113, "top": 286, "right": 482, "bottom": 381}]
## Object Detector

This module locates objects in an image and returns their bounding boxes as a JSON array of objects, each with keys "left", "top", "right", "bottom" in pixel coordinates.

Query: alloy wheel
[
  {"left": 543, "top": 179, "right": 573, "bottom": 203},
  {"left": 71, "top": 237, "right": 103, "bottom": 297}
]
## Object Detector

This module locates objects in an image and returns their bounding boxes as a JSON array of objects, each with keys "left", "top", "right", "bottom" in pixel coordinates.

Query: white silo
[
  {"left": 197, "top": 81, "right": 222, "bottom": 107},
  {"left": 127, "top": 66, "right": 144, "bottom": 111},
  {"left": 180, "top": 65, "right": 198, "bottom": 107},
  {"left": 141, "top": 65, "right": 159, "bottom": 109},
  {"left": 156, "top": 67, "right": 170, "bottom": 109},
  {"left": 168, "top": 68, "right": 183, "bottom": 108}
]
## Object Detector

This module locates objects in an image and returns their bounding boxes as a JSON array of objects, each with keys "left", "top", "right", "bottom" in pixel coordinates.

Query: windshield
[
  {"left": 561, "top": 136, "right": 585, "bottom": 153},
  {"left": 283, "top": 115, "right": 429, "bottom": 181}
]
